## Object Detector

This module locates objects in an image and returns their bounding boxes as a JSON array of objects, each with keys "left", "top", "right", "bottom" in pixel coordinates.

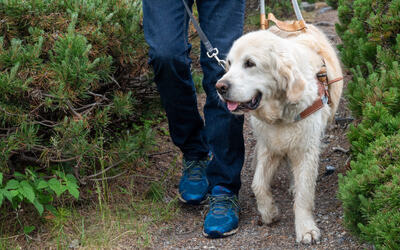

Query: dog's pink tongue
[{"left": 227, "top": 101, "right": 239, "bottom": 111}]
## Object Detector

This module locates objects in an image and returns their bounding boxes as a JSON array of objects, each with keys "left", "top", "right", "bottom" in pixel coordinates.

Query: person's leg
[
  {"left": 196, "top": 0, "right": 246, "bottom": 238},
  {"left": 143, "top": 0, "right": 209, "bottom": 204},
  {"left": 197, "top": 0, "right": 246, "bottom": 195},
  {"left": 143, "top": 0, "right": 208, "bottom": 161}
]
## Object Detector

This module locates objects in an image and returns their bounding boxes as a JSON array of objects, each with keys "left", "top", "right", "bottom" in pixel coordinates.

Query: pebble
[
  {"left": 301, "top": 2, "right": 316, "bottom": 12},
  {"left": 318, "top": 6, "right": 333, "bottom": 14},
  {"left": 325, "top": 165, "right": 336, "bottom": 176},
  {"left": 315, "top": 21, "right": 334, "bottom": 27},
  {"left": 68, "top": 239, "right": 79, "bottom": 249}
]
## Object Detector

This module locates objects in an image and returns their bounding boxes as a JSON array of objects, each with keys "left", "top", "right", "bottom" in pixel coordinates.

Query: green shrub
[
  {"left": 326, "top": 0, "right": 338, "bottom": 9},
  {"left": 338, "top": 134, "right": 400, "bottom": 249},
  {"left": 336, "top": 0, "right": 400, "bottom": 71},
  {"left": 265, "top": 0, "right": 297, "bottom": 18},
  {"left": 337, "top": 0, "right": 400, "bottom": 248},
  {"left": 0, "top": 0, "right": 155, "bottom": 218}
]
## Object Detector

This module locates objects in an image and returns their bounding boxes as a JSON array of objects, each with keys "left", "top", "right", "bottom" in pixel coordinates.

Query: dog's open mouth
[{"left": 226, "top": 92, "right": 262, "bottom": 112}]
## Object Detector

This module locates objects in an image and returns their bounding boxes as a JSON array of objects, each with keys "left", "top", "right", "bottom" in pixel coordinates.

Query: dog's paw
[
  {"left": 296, "top": 223, "right": 320, "bottom": 244},
  {"left": 258, "top": 203, "right": 280, "bottom": 225}
]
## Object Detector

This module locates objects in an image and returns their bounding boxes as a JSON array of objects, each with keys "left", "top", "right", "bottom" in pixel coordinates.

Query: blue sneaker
[
  {"left": 203, "top": 185, "right": 240, "bottom": 238},
  {"left": 178, "top": 158, "right": 209, "bottom": 205}
]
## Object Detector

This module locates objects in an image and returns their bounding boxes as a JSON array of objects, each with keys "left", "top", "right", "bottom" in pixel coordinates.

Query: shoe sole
[
  {"left": 202, "top": 227, "right": 239, "bottom": 238},
  {"left": 178, "top": 193, "right": 208, "bottom": 205}
]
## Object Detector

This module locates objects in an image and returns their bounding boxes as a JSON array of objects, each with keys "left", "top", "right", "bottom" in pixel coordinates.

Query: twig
[
  {"left": 66, "top": 101, "right": 82, "bottom": 119},
  {"left": 110, "top": 76, "right": 121, "bottom": 88},
  {"left": 72, "top": 157, "right": 85, "bottom": 184},
  {"left": 88, "top": 91, "right": 109, "bottom": 101},
  {"left": 34, "top": 120, "right": 59, "bottom": 128},
  {"left": 84, "top": 159, "right": 124, "bottom": 179},
  {"left": 88, "top": 170, "right": 127, "bottom": 182},
  {"left": 0, "top": 234, "right": 23, "bottom": 240},
  {"left": 332, "top": 146, "right": 349, "bottom": 153},
  {"left": 50, "top": 156, "right": 79, "bottom": 163},
  {"left": 148, "top": 150, "right": 173, "bottom": 157},
  {"left": 110, "top": 230, "right": 135, "bottom": 242}
]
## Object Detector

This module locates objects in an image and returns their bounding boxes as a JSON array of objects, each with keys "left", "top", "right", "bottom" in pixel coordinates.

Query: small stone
[
  {"left": 69, "top": 239, "right": 79, "bottom": 249},
  {"left": 323, "top": 215, "right": 329, "bottom": 220},
  {"left": 318, "top": 6, "right": 333, "bottom": 14},
  {"left": 301, "top": 2, "right": 316, "bottom": 12},
  {"left": 338, "top": 237, "right": 346, "bottom": 244},
  {"left": 264, "top": 232, "right": 269, "bottom": 237},
  {"left": 315, "top": 21, "right": 334, "bottom": 27},
  {"left": 325, "top": 165, "right": 336, "bottom": 176}
]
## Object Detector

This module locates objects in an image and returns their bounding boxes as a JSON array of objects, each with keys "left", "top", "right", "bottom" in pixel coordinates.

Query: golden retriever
[{"left": 215, "top": 25, "right": 343, "bottom": 244}]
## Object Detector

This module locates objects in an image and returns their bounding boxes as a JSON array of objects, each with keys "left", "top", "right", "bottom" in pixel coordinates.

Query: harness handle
[{"left": 264, "top": 13, "right": 306, "bottom": 32}]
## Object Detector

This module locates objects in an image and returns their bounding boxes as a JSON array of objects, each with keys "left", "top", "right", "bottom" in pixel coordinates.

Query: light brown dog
[{"left": 216, "top": 25, "right": 343, "bottom": 244}]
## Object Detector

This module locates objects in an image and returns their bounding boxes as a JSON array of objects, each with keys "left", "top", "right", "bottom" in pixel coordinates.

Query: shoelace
[
  {"left": 209, "top": 195, "right": 239, "bottom": 215},
  {"left": 184, "top": 160, "right": 207, "bottom": 181}
]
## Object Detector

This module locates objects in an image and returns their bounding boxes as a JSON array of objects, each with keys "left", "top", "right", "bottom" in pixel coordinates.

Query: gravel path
[{"left": 150, "top": 6, "right": 372, "bottom": 250}]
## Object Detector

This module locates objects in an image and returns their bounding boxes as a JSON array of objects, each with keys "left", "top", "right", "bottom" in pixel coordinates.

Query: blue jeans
[{"left": 143, "top": 0, "right": 245, "bottom": 194}]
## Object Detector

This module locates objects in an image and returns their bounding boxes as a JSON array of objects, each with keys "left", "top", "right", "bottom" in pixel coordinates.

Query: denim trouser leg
[
  {"left": 197, "top": 0, "right": 246, "bottom": 195},
  {"left": 143, "top": 0, "right": 209, "bottom": 161},
  {"left": 143, "top": 0, "right": 246, "bottom": 195}
]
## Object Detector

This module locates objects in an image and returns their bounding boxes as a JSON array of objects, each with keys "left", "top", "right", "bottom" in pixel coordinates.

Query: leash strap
[{"left": 181, "top": 0, "right": 226, "bottom": 70}]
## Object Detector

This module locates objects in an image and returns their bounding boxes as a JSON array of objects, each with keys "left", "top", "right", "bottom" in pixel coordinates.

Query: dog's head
[{"left": 216, "top": 30, "right": 307, "bottom": 123}]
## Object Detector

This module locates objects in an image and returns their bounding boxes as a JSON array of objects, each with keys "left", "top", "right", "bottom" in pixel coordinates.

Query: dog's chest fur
[{"left": 249, "top": 110, "right": 328, "bottom": 155}]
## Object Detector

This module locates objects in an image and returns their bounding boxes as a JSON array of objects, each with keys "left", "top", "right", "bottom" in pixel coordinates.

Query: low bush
[
  {"left": 326, "top": 0, "right": 338, "bottom": 9},
  {"left": 336, "top": 0, "right": 400, "bottom": 71},
  {"left": 338, "top": 134, "right": 400, "bottom": 249},
  {"left": 0, "top": 0, "right": 155, "bottom": 218},
  {"left": 336, "top": 0, "right": 400, "bottom": 248}
]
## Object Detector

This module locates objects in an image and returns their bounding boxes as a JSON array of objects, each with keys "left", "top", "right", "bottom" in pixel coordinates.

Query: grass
[
  {"left": 0, "top": 103, "right": 182, "bottom": 248},
  {"left": 0, "top": 176, "right": 180, "bottom": 249}
]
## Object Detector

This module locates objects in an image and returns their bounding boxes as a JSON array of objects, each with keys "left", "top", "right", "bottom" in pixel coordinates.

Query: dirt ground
[{"left": 147, "top": 5, "right": 372, "bottom": 250}]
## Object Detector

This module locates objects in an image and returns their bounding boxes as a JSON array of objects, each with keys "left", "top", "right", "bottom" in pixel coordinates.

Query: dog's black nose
[{"left": 216, "top": 80, "right": 230, "bottom": 95}]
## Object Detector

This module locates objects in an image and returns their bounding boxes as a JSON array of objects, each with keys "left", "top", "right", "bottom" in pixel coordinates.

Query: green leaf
[
  {"left": 33, "top": 198, "right": 44, "bottom": 216},
  {"left": 67, "top": 184, "right": 79, "bottom": 199},
  {"left": 36, "top": 180, "right": 48, "bottom": 190},
  {"left": 0, "top": 173, "right": 3, "bottom": 185},
  {"left": 20, "top": 181, "right": 35, "bottom": 203},
  {"left": 48, "top": 178, "right": 65, "bottom": 197},
  {"left": 5, "top": 179, "right": 19, "bottom": 190},
  {"left": 66, "top": 174, "right": 77, "bottom": 183},
  {"left": 14, "top": 172, "right": 25, "bottom": 179},
  {"left": 45, "top": 204, "right": 58, "bottom": 216},
  {"left": 23, "top": 225, "right": 35, "bottom": 234},
  {"left": 4, "top": 190, "right": 19, "bottom": 202},
  {"left": 0, "top": 191, "right": 3, "bottom": 207}
]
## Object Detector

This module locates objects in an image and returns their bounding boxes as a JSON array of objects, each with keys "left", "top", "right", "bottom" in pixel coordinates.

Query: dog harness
[{"left": 294, "top": 64, "right": 343, "bottom": 121}]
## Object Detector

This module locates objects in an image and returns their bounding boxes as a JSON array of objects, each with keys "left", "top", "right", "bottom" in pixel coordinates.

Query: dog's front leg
[
  {"left": 252, "top": 143, "right": 281, "bottom": 225},
  {"left": 289, "top": 147, "right": 321, "bottom": 244}
]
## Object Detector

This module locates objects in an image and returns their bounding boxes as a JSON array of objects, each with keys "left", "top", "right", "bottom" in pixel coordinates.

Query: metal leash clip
[{"left": 207, "top": 48, "right": 226, "bottom": 70}]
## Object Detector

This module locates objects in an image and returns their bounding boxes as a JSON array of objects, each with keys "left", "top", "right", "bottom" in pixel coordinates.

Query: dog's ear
[{"left": 277, "top": 58, "right": 306, "bottom": 103}]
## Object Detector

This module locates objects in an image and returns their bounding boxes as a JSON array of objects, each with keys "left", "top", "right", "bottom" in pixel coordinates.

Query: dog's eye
[{"left": 244, "top": 59, "right": 255, "bottom": 68}]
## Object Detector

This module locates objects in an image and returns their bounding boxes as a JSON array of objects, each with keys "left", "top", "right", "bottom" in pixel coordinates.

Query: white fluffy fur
[{"left": 218, "top": 25, "right": 343, "bottom": 244}]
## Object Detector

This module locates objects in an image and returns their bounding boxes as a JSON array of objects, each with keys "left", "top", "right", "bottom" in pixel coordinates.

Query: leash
[{"left": 181, "top": 0, "right": 226, "bottom": 70}]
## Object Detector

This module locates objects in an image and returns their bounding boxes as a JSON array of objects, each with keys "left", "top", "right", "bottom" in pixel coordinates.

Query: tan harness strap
[{"left": 265, "top": 13, "right": 306, "bottom": 32}]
